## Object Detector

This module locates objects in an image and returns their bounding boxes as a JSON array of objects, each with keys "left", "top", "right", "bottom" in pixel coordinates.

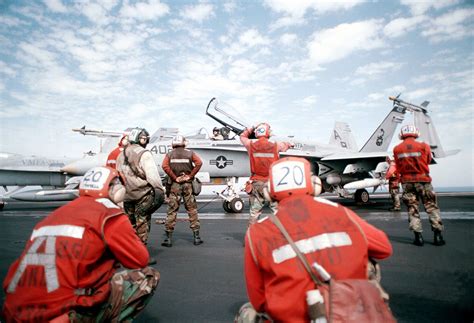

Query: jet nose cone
[{"left": 61, "top": 155, "right": 105, "bottom": 175}]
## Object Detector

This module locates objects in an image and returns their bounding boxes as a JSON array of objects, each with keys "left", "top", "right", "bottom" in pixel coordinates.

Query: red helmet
[
  {"left": 79, "top": 166, "right": 123, "bottom": 199},
  {"left": 254, "top": 123, "right": 271, "bottom": 138},
  {"left": 399, "top": 124, "right": 419, "bottom": 139},
  {"left": 268, "top": 157, "right": 318, "bottom": 201},
  {"left": 118, "top": 134, "right": 129, "bottom": 147}
]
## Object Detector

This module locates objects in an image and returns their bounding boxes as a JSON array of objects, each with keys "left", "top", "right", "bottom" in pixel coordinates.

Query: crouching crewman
[{"left": 2, "top": 166, "right": 159, "bottom": 322}]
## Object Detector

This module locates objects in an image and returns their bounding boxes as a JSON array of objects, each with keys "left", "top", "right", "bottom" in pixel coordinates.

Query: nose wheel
[{"left": 217, "top": 177, "right": 245, "bottom": 213}]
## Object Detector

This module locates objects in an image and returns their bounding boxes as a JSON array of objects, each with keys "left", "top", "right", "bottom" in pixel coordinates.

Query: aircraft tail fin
[
  {"left": 359, "top": 105, "right": 406, "bottom": 153},
  {"left": 414, "top": 110, "right": 453, "bottom": 158},
  {"left": 329, "top": 122, "right": 358, "bottom": 151}
]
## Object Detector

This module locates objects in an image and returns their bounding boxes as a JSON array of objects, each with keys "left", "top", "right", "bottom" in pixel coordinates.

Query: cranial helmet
[
  {"left": 128, "top": 128, "right": 150, "bottom": 146},
  {"left": 254, "top": 123, "right": 271, "bottom": 138},
  {"left": 171, "top": 135, "right": 186, "bottom": 148},
  {"left": 399, "top": 124, "right": 419, "bottom": 139},
  {"left": 265, "top": 157, "right": 322, "bottom": 202},
  {"left": 213, "top": 127, "right": 220, "bottom": 132},
  {"left": 79, "top": 166, "right": 126, "bottom": 204}
]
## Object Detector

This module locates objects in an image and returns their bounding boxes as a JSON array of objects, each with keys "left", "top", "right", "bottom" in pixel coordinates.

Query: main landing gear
[{"left": 217, "top": 177, "right": 244, "bottom": 213}]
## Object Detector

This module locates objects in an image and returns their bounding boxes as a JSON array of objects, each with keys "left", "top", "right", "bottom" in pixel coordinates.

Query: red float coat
[
  {"left": 240, "top": 128, "right": 292, "bottom": 181},
  {"left": 244, "top": 195, "right": 392, "bottom": 322},
  {"left": 393, "top": 137, "right": 432, "bottom": 183},
  {"left": 2, "top": 196, "right": 149, "bottom": 322},
  {"left": 106, "top": 146, "right": 123, "bottom": 169}
]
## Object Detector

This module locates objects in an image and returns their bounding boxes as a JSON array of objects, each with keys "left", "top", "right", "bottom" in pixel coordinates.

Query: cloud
[
  {"left": 264, "top": 0, "right": 365, "bottom": 18},
  {"left": 279, "top": 33, "right": 298, "bottom": 46},
  {"left": 421, "top": 8, "right": 474, "bottom": 43},
  {"left": 355, "top": 61, "right": 404, "bottom": 77},
  {"left": 120, "top": 0, "right": 169, "bottom": 21},
  {"left": 265, "top": 0, "right": 365, "bottom": 29},
  {"left": 180, "top": 3, "right": 215, "bottom": 23},
  {"left": 400, "top": 0, "right": 460, "bottom": 15},
  {"left": 43, "top": 0, "right": 68, "bottom": 13},
  {"left": 383, "top": 15, "right": 428, "bottom": 38},
  {"left": 307, "top": 19, "right": 385, "bottom": 65}
]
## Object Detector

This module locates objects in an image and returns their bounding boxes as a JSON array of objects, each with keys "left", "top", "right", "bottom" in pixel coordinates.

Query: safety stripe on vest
[
  {"left": 31, "top": 225, "right": 85, "bottom": 240},
  {"left": 252, "top": 153, "right": 275, "bottom": 158},
  {"left": 272, "top": 232, "right": 352, "bottom": 264},
  {"left": 397, "top": 152, "right": 422, "bottom": 158},
  {"left": 314, "top": 197, "right": 338, "bottom": 207},
  {"left": 170, "top": 158, "right": 190, "bottom": 163},
  {"left": 96, "top": 198, "right": 120, "bottom": 209}
]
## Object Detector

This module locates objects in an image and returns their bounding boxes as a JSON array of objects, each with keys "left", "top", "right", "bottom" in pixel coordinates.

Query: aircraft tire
[
  {"left": 355, "top": 189, "right": 370, "bottom": 204},
  {"left": 223, "top": 201, "right": 232, "bottom": 213},
  {"left": 229, "top": 198, "right": 244, "bottom": 213},
  {"left": 0, "top": 202, "right": 4, "bottom": 211}
]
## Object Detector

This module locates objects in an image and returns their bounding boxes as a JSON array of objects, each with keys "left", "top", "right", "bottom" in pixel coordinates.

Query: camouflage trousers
[
  {"left": 124, "top": 188, "right": 164, "bottom": 245},
  {"left": 389, "top": 186, "right": 401, "bottom": 209},
  {"left": 402, "top": 182, "right": 444, "bottom": 233},
  {"left": 248, "top": 180, "right": 277, "bottom": 226},
  {"left": 69, "top": 267, "right": 160, "bottom": 323},
  {"left": 165, "top": 181, "right": 200, "bottom": 232},
  {"left": 234, "top": 302, "right": 272, "bottom": 323}
]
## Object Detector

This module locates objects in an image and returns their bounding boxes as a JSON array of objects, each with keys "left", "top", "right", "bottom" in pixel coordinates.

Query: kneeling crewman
[{"left": 3, "top": 167, "right": 160, "bottom": 322}]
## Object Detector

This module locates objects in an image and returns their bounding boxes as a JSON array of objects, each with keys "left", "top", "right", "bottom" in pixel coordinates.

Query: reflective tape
[
  {"left": 397, "top": 152, "right": 421, "bottom": 158},
  {"left": 253, "top": 153, "right": 275, "bottom": 158},
  {"left": 170, "top": 158, "right": 190, "bottom": 163},
  {"left": 31, "top": 225, "right": 85, "bottom": 240},
  {"left": 272, "top": 232, "right": 352, "bottom": 264},
  {"left": 96, "top": 198, "right": 120, "bottom": 209}
]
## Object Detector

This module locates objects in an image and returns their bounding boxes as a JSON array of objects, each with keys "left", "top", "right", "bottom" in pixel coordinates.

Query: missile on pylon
[
  {"left": 343, "top": 178, "right": 383, "bottom": 190},
  {"left": 10, "top": 189, "right": 78, "bottom": 202}
]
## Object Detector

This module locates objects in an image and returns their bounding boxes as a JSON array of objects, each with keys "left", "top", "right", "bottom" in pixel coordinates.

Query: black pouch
[{"left": 192, "top": 178, "right": 202, "bottom": 196}]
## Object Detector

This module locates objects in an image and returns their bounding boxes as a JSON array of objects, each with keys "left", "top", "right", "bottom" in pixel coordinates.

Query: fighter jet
[{"left": 0, "top": 96, "right": 457, "bottom": 213}]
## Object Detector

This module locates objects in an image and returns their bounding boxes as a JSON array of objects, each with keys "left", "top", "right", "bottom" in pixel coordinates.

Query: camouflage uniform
[
  {"left": 389, "top": 181, "right": 401, "bottom": 210},
  {"left": 124, "top": 188, "right": 163, "bottom": 244},
  {"left": 165, "top": 181, "right": 200, "bottom": 232},
  {"left": 402, "top": 182, "right": 443, "bottom": 233},
  {"left": 248, "top": 180, "right": 277, "bottom": 225},
  {"left": 69, "top": 267, "right": 160, "bottom": 322}
]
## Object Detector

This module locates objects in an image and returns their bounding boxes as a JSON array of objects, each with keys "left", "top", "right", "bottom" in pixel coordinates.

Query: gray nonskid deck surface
[{"left": 0, "top": 194, "right": 473, "bottom": 322}]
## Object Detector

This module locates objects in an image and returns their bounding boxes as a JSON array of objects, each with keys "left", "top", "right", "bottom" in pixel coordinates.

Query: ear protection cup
[
  {"left": 109, "top": 182, "right": 126, "bottom": 204},
  {"left": 311, "top": 175, "right": 322, "bottom": 196}
]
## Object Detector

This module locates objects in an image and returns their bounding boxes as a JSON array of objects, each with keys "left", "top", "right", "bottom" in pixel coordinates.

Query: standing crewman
[
  {"left": 3, "top": 167, "right": 159, "bottom": 322},
  {"left": 106, "top": 134, "right": 129, "bottom": 169},
  {"left": 386, "top": 157, "right": 401, "bottom": 211},
  {"left": 240, "top": 122, "right": 293, "bottom": 226},
  {"left": 117, "top": 127, "right": 165, "bottom": 249},
  {"left": 235, "top": 157, "right": 393, "bottom": 322},
  {"left": 393, "top": 125, "right": 445, "bottom": 246},
  {"left": 161, "top": 135, "right": 203, "bottom": 247}
]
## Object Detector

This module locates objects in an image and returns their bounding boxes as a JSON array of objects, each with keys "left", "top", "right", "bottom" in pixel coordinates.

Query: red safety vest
[
  {"left": 246, "top": 195, "right": 368, "bottom": 322},
  {"left": 249, "top": 138, "right": 279, "bottom": 181},
  {"left": 393, "top": 137, "right": 432, "bottom": 183},
  {"left": 106, "top": 147, "right": 123, "bottom": 169},
  {"left": 3, "top": 197, "right": 123, "bottom": 322}
]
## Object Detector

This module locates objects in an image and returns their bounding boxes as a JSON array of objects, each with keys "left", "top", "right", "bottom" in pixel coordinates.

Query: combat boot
[
  {"left": 389, "top": 207, "right": 401, "bottom": 211},
  {"left": 413, "top": 232, "right": 424, "bottom": 246},
  {"left": 161, "top": 232, "right": 172, "bottom": 247},
  {"left": 193, "top": 231, "right": 203, "bottom": 245},
  {"left": 433, "top": 231, "right": 446, "bottom": 246}
]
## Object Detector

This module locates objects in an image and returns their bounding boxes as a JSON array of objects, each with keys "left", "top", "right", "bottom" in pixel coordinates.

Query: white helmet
[
  {"left": 171, "top": 135, "right": 186, "bottom": 148},
  {"left": 399, "top": 124, "right": 419, "bottom": 139}
]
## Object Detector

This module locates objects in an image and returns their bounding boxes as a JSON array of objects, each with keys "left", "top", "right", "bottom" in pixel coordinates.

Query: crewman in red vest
[
  {"left": 3, "top": 166, "right": 159, "bottom": 322},
  {"left": 385, "top": 157, "right": 401, "bottom": 211},
  {"left": 106, "top": 134, "right": 129, "bottom": 169},
  {"left": 235, "top": 157, "right": 392, "bottom": 322},
  {"left": 240, "top": 123, "right": 293, "bottom": 225},
  {"left": 393, "top": 124, "right": 445, "bottom": 246}
]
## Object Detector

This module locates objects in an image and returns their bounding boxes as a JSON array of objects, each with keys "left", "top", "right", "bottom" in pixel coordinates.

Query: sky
[{"left": 0, "top": 0, "right": 472, "bottom": 188}]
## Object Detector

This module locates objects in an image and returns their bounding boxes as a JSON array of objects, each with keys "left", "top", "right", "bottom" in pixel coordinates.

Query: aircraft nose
[{"left": 61, "top": 156, "right": 103, "bottom": 175}]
